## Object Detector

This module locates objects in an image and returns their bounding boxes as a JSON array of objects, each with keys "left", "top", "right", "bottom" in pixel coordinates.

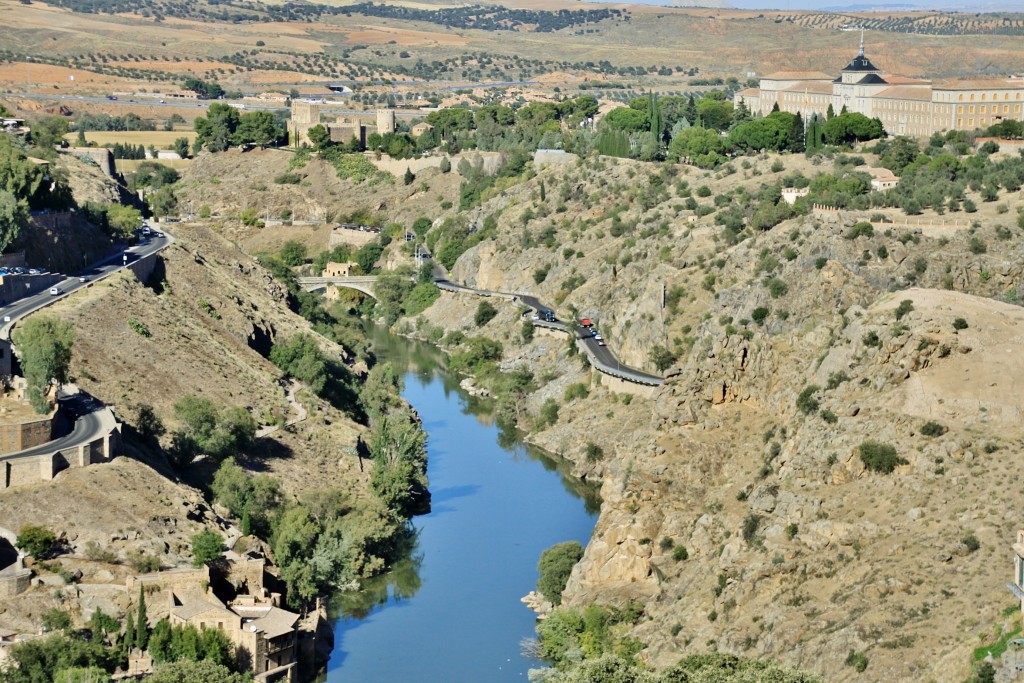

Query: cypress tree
[
  {"left": 403, "top": 167, "right": 414, "bottom": 185},
  {"left": 771, "top": 101, "right": 780, "bottom": 113},
  {"left": 790, "top": 112, "right": 806, "bottom": 153},
  {"left": 136, "top": 587, "right": 148, "bottom": 650},
  {"left": 683, "top": 95, "right": 697, "bottom": 127},
  {"left": 649, "top": 91, "right": 662, "bottom": 142},
  {"left": 123, "top": 611, "right": 135, "bottom": 656},
  {"left": 826, "top": 103, "right": 835, "bottom": 120},
  {"left": 539, "top": 180, "right": 546, "bottom": 202}
]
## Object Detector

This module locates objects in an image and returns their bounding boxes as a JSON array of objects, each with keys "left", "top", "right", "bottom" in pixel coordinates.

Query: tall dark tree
[
  {"left": 135, "top": 587, "right": 148, "bottom": 650},
  {"left": 789, "top": 112, "right": 806, "bottom": 153},
  {"left": 826, "top": 103, "right": 836, "bottom": 119}
]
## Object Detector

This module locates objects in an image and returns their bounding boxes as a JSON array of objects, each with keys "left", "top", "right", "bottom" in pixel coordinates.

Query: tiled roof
[
  {"left": 781, "top": 81, "right": 834, "bottom": 94},
  {"left": 249, "top": 607, "right": 298, "bottom": 640},
  {"left": 764, "top": 71, "right": 833, "bottom": 81},
  {"left": 874, "top": 86, "right": 933, "bottom": 100},
  {"left": 934, "top": 79, "right": 1024, "bottom": 90}
]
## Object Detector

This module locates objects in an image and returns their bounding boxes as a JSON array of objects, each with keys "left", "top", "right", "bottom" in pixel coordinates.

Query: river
[{"left": 324, "top": 329, "right": 599, "bottom": 682}]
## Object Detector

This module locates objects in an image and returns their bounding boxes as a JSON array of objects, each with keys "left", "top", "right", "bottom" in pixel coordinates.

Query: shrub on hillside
[
  {"left": 536, "top": 541, "right": 584, "bottom": 605},
  {"left": 858, "top": 440, "right": 906, "bottom": 474}
]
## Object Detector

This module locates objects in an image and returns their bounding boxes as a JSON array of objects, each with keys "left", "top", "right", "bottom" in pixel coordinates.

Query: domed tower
[
  {"left": 376, "top": 108, "right": 396, "bottom": 135},
  {"left": 832, "top": 31, "right": 888, "bottom": 116},
  {"left": 839, "top": 31, "right": 882, "bottom": 85}
]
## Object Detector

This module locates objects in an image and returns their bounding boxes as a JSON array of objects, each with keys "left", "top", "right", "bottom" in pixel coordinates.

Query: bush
[
  {"left": 539, "top": 398, "right": 559, "bottom": 427},
  {"left": 845, "top": 222, "right": 874, "bottom": 240},
  {"left": 821, "top": 409, "right": 838, "bottom": 424},
  {"left": 763, "top": 277, "right": 788, "bottom": 298},
  {"left": 969, "top": 237, "right": 988, "bottom": 254},
  {"left": 564, "top": 383, "right": 589, "bottom": 401},
  {"left": 858, "top": 440, "right": 906, "bottom": 474},
  {"left": 962, "top": 532, "right": 981, "bottom": 553},
  {"left": 673, "top": 545, "right": 689, "bottom": 561},
  {"left": 537, "top": 541, "right": 584, "bottom": 605},
  {"left": 953, "top": 317, "right": 969, "bottom": 330},
  {"left": 474, "top": 301, "right": 498, "bottom": 327},
  {"left": 742, "top": 513, "right": 761, "bottom": 545},
  {"left": 751, "top": 307, "right": 769, "bottom": 325},
  {"left": 129, "top": 319, "right": 151, "bottom": 337},
  {"left": 585, "top": 442, "right": 604, "bottom": 462},
  {"left": 786, "top": 523, "right": 798, "bottom": 539},
  {"left": 190, "top": 530, "right": 225, "bottom": 567},
  {"left": 796, "top": 385, "right": 820, "bottom": 415},
  {"left": 814, "top": 257, "right": 828, "bottom": 270},
  {"left": 17, "top": 525, "right": 57, "bottom": 557},
  {"left": 862, "top": 331, "right": 881, "bottom": 348},
  {"left": 894, "top": 299, "right": 914, "bottom": 321},
  {"left": 845, "top": 650, "right": 869, "bottom": 673},
  {"left": 920, "top": 421, "right": 946, "bottom": 437}
]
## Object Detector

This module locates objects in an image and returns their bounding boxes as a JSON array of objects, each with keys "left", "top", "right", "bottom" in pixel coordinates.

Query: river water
[{"left": 324, "top": 330, "right": 599, "bottom": 682}]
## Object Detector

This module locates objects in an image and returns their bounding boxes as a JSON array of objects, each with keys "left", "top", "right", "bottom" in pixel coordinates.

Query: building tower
[{"left": 375, "top": 108, "right": 396, "bottom": 135}]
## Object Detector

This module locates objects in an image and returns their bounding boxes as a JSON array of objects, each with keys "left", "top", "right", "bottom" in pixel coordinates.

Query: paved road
[
  {"left": 439, "top": 282, "right": 664, "bottom": 386},
  {"left": 0, "top": 231, "right": 171, "bottom": 341},
  {"left": 0, "top": 228, "right": 173, "bottom": 459},
  {"left": 3, "top": 391, "right": 113, "bottom": 460}
]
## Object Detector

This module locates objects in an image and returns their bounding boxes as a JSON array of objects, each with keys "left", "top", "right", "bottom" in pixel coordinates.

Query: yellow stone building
[{"left": 735, "top": 35, "right": 1024, "bottom": 137}]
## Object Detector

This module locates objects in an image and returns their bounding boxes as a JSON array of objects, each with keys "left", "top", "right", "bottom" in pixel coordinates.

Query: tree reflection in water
[{"left": 332, "top": 532, "right": 424, "bottom": 620}]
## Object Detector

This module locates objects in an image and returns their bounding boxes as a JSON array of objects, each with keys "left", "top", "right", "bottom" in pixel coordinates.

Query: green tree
[
  {"left": 233, "top": 110, "right": 283, "bottom": 147},
  {"left": 105, "top": 203, "right": 143, "bottom": 239},
  {"left": 13, "top": 316, "right": 74, "bottom": 413},
  {"left": 136, "top": 587, "right": 148, "bottom": 650},
  {"left": 279, "top": 240, "right": 307, "bottom": 266},
  {"left": 16, "top": 524, "right": 57, "bottom": 557},
  {"left": 193, "top": 104, "right": 241, "bottom": 153},
  {"left": 30, "top": 115, "right": 70, "bottom": 149},
  {"left": 171, "top": 137, "right": 191, "bottom": 159},
  {"left": 306, "top": 124, "right": 331, "bottom": 150},
  {"left": 190, "top": 530, "right": 224, "bottom": 567},
  {"left": 474, "top": 300, "right": 498, "bottom": 327},
  {"left": 403, "top": 167, "right": 415, "bottom": 185},
  {"left": 143, "top": 659, "right": 248, "bottom": 683},
  {"left": 649, "top": 345, "right": 678, "bottom": 373},
  {"left": 537, "top": 541, "right": 584, "bottom": 605}
]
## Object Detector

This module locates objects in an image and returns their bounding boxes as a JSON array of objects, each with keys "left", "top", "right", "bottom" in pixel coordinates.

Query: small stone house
[{"left": 322, "top": 261, "right": 358, "bottom": 278}]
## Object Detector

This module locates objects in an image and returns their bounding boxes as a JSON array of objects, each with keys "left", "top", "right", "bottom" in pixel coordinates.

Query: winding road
[
  {"left": 430, "top": 280, "right": 663, "bottom": 386},
  {"left": 0, "top": 230, "right": 173, "bottom": 460}
]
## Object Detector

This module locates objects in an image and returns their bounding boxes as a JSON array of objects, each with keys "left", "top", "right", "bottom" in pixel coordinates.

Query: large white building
[{"left": 735, "top": 35, "right": 1024, "bottom": 137}]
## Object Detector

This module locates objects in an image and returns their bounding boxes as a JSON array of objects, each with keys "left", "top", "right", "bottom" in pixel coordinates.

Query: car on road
[
  {"left": 49, "top": 287, "right": 63, "bottom": 296},
  {"left": 597, "top": 338, "right": 606, "bottom": 346},
  {"left": 79, "top": 275, "right": 89, "bottom": 282}
]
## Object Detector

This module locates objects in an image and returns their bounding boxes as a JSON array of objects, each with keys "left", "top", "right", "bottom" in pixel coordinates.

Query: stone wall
[
  {"left": 0, "top": 411, "right": 55, "bottom": 454},
  {"left": 66, "top": 147, "right": 115, "bottom": 177},
  {"left": 0, "top": 568, "right": 31, "bottom": 598},
  {"left": 0, "top": 273, "right": 62, "bottom": 307},
  {"left": 125, "top": 252, "right": 159, "bottom": 285}
]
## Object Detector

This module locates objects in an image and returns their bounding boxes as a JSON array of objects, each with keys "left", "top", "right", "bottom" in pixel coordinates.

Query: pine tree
[
  {"left": 826, "top": 103, "right": 836, "bottom": 120},
  {"left": 771, "top": 102, "right": 780, "bottom": 113},
  {"left": 136, "top": 587, "right": 148, "bottom": 650},
  {"left": 403, "top": 167, "right": 414, "bottom": 185},
  {"left": 733, "top": 98, "right": 751, "bottom": 126}
]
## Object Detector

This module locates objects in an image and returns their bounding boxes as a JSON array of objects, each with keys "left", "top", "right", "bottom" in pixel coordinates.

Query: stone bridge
[{"left": 296, "top": 275, "right": 379, "bottom": 298}]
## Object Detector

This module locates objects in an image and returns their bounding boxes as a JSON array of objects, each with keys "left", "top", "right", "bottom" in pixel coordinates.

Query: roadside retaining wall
[
  {"left": 1, "top": 413, "right": 121, "bottom": 489},
  {"left": 0, "top": 273, "right": 63, "bottom": 307},
  {"left": 597, "top": 372, "right": 658, "bottom": 399},
  {"left": 0, "top": 411, "right": 56, "bottom": 454},
  {"left": 125, "top": 251, "right": 159, "bottom": 285}
]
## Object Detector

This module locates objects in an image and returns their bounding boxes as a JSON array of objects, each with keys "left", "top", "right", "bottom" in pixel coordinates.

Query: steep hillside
[
  {"left": 431, "top": 153, "right": 1024, "bottom": 681},
  {"left": 150, "top": 144, "right": 1024, "bottom": 681},
  {"left": 0, "top": 223, "right": 373, "bottom": 633}
]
